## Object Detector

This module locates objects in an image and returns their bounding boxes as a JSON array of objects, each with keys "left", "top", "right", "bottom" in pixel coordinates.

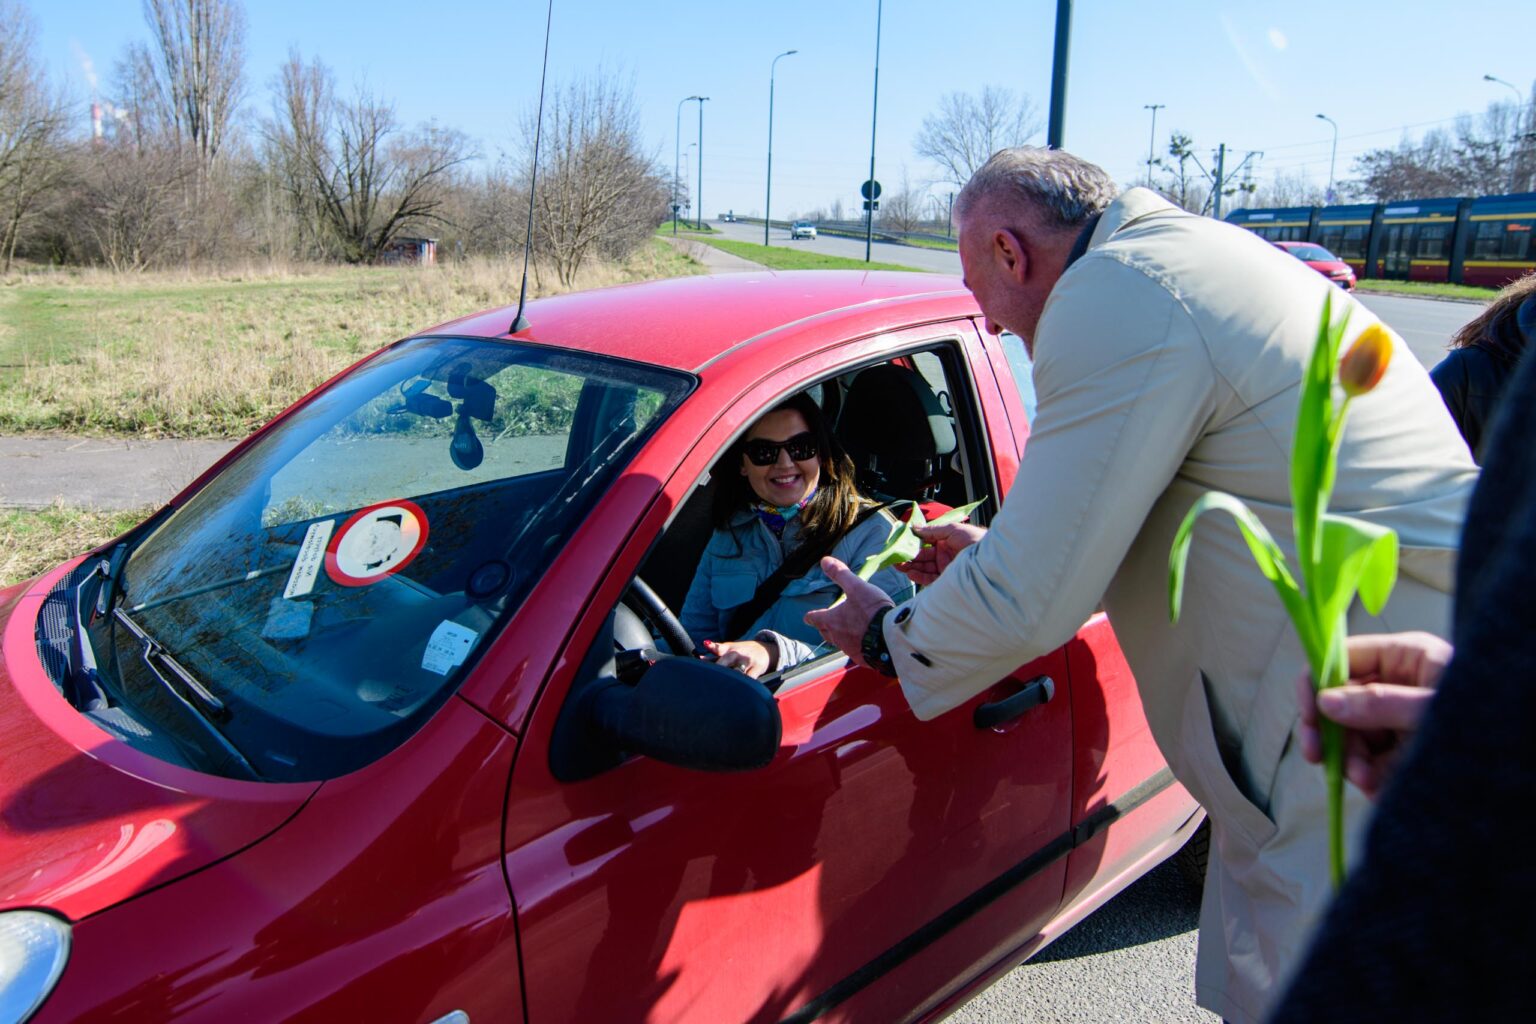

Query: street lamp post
[
  {"left": 765, "top": 50, "right": 798, "bottom": 246},
  {"left": 1485, "top": 74, "right": 1527, "bottom": 192},
  {"left": 1143, "top": 103, "right": 1164, "bottom": 187},
  {"left": 681, "top": 146, "right": 694, "bottom": 220},
  {"left": 695, "top": 97, "right": 710, "bottom": 231},
  {"left": 1316, "top": 113, "right": 1338, "bottom": 204},
  {"left": 674, "top": 95, "right": 700, "bottom": 237}
]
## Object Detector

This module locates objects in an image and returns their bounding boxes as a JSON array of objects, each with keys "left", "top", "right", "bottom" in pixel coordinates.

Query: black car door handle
[{"left": 973, "top": 675, "right": 1055, "bottom": 729}]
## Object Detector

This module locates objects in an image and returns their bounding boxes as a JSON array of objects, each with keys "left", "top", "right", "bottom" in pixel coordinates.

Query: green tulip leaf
[
  {"left": 854, "top": 503, "right": 924, "bottom": 582},
  {"left": 927, "top": 498, "right": 985, "bottom": 528},
  {"left": 1316, "top": 514, "right": 1399, "bottom": 625},
  {"left": 1169, "top": 492, "right": 1312, "bottom": 652},
  {"left": 1291, "top": 293, "right": 1350, "bottom": 581}
]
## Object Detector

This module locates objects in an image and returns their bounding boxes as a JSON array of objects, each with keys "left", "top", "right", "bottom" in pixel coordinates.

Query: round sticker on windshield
[{"left": 324, "top": 500, "right": 429, "bottom": 587}]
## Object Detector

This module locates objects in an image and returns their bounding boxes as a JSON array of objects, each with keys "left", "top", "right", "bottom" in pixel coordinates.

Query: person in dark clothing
[
  {"left": 1268, "top": 346, "right": 1536, "bottom": 1023},
  {"left": 1428, "top": 271, "right": 1536, "bottom": 461}
]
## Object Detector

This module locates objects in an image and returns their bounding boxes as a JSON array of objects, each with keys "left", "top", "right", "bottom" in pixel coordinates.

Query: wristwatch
[{"left": 861, "top": 605, "right": 898, "bottom": 677}]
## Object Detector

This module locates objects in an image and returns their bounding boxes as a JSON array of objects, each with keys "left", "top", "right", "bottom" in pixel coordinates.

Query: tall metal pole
[
  {"left": 1316, "top": 113, "right": 1338, "bottom": 204},
  {"left": 1046, "top": 0, "right": 1072, "bottom": 149},
  {"left": 865, "top": 0, "right": 882, "bottom": 262},
  {"left": 696, "top": 97, "right": 709, "bottom": 230},
  {"left": 1485, "top": 75, "right": 1526, "bottom": 192},
  {"left": 674, "top": 95, "right": 699, "bottom": 237},
  {"left": 766, "top": 50, "right": 798, "bottom": 246},
  {"left": 1212, "top": 142, "right": 1227, "bottom": 219},
  {"left": 1143, "top": 103, "right": 1164, "bottom": 186}
]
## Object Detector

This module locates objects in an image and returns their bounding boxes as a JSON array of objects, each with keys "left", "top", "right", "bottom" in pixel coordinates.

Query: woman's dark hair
[
  {"left": 711, "top": 392, "right": 869, "bottom": 572},
  {"left": 1449, "top": 271, "right": 1536, "bottom": 367}
]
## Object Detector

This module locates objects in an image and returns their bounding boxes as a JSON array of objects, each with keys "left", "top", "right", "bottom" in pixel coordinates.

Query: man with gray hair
[{"left": 807, "top": 147, "right": 1475, "bottom": 1023}]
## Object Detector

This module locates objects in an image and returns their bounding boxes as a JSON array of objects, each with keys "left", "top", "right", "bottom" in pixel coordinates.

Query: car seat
[{"left": 837, "top": 363, "right": 958, "bottom": 505}]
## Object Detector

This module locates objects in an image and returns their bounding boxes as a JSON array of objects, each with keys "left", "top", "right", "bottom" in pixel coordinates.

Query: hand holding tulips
[{"left": 1170, "top": 295, "right": 1399, "bottom": 889}]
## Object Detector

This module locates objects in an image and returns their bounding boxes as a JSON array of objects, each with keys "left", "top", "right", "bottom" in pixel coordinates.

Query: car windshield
[
  {"left": 1287, "top": 244, "right": 1339, "bottom": 262},
  {"left": 90, "top": 336, "right": 692, "bottom": 782}
]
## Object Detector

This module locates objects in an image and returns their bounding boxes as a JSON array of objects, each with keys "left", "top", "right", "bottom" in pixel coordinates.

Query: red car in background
[
  {"left": 0, "top": 272, "right": 1202, "bottom": 1023},
  {"left": 1274, "top": 240, "right": 1357, "bottom": 290}
]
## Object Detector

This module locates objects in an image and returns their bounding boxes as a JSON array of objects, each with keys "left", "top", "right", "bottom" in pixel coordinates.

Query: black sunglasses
[{"left": 742, "top": 431, "right": 819, "bottom": 466}]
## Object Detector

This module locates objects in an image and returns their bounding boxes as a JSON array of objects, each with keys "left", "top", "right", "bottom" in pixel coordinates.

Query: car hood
[
  {"left": 1308, "top": 259, "right": 1354, "bottom": 274},
  {"left": 0, "top": 568, "right": 318, "bottom": 922}
]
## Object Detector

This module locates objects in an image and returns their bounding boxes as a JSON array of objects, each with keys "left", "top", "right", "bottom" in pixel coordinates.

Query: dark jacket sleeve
[{"left": 1429, "top": 348, "right": 1477, "bottom": 457}]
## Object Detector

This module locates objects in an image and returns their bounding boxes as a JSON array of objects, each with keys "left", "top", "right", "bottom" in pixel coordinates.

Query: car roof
[{"left": 417, "top": 270, "right": 972, "bottom": 372}]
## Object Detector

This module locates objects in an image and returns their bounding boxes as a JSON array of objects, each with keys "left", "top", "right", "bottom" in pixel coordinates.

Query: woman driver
[{"left": 681, "top": 393, "right": 914, "bottom": 678}]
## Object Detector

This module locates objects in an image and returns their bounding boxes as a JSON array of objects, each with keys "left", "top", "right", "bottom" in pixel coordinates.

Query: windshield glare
[
  {"left": 1287, "top": 245, "right": 1338, "bottom": 262},
  {"left": 96, "top": 337, "right": 691, "bottom": 782}
]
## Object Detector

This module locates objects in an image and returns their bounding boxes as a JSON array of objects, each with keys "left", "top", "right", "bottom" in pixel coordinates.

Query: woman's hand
[
  {"left": 898, "top": 522, "right": 987, "bottom": 585},
  {"left": 704, "top": 639, "right": 776, "bottom": 678},
  {"left": 1296, "top": 631, "right": 1452, "bottom": 800}
]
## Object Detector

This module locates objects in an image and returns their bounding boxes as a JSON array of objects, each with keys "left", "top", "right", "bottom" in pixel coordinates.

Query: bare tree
[
  {"left": 125, "top": 0, "right": 245, "bottom": 173},
  {"left": 0, "top": 0, "right": 69, "bottom": 270},
  {"left": 266, "top": 53, "right": 473, "bottom": 263},
  {"left": 915, "top": 86, "right": 1041, "bottom": 186},
  {"left": 1151, "top": 132, "right": 1210, "bottom": 213},
  {"left": 521, "top": 74, "right": 669, "bottom": 286},
  {"left": 1246, "top": 169, "right": 1325, "bottom": 209},
  {"left": 879, "top": 168, "right": 925, "bottom": 234}
]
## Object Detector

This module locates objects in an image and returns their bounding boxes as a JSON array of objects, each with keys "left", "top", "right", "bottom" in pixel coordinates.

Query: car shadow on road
[{"left": 1030, "top": 857, "right": 1202, "bottom": 962}]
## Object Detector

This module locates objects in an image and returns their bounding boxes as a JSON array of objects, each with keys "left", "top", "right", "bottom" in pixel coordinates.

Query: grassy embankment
[
  {"left": 0, "top": 239, "right": 701, "bottom": 440},
  {"left": 0, "top": 504, "right": 150, "bottom": 587},
  {"left": 684, "top": 235, "right": 920, "bottom": 272},
  {"left": 0, "top": 241, "right": 703, "bottom": 576},
  {"left": 1353, "top": 279, "right": 1497, "bottom": 302}
]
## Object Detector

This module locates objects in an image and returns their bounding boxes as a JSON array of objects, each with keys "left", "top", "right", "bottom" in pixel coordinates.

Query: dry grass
[
  {"left": 0, "top": 504, "right": 151, "bottom": 589},
  {"left": 0, "top": 241, "right": 703, "bottom": 439}
]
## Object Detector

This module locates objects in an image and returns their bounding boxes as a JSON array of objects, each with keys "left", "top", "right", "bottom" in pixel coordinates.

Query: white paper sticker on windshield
[
  {"left": 284, "top": 519, "right": 336, "bottom": 599},
  {"left": 422, "top": 621, "right": 478, "bottom": 676}
]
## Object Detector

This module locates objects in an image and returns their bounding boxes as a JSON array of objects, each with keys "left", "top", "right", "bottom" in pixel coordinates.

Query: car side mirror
[{"left": 584, "top": 658, "right": 782, "bottom": 773}]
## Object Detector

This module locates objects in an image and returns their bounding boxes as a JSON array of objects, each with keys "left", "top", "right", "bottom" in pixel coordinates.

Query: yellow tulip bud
[{"left": 1340, "top": 323, "right": 1393, "bottom": 397}]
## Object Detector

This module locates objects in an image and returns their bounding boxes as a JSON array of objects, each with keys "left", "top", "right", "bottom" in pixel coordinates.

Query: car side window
[
  {"left": 628, "top": 339, "right": 995, "bottom": 696},
  {"left": 998, "top": 331, "right": 1038, "bottom": 424}
]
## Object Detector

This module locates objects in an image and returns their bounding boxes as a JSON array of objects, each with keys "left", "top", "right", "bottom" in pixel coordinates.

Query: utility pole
[
  {"left": 1143, "top": 104, "right": 1164, "bottom": 186},
  {"left": 1046, "top": 0, "right": 1072, "bottom": 148},
  {"left": 765, "top": 50, "right": 798, "bottom": 246},
  {"left": 1212, "top": 143, "right": 1227, "bottom": 219}
]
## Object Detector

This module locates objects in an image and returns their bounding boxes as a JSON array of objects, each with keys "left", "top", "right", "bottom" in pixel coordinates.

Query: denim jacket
[{"left": 681, "top": 504, "right": 916, "bottom": 669}]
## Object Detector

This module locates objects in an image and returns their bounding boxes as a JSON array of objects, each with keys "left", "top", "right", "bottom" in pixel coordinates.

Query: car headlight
[{"left": 0, "top": 912, "right": 71, "bottom": 1024}]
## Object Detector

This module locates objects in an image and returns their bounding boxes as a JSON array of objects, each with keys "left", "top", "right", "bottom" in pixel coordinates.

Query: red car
[
  {"left": 0, "top": 272, "right": 1202, "bottom": 1023},
  {"left": 1273, "top": 240, "right": 1357, "bottom": 290}
]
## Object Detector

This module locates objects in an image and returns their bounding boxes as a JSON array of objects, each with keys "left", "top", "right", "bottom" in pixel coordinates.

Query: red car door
[{"left": 503, "top": 323, "right": 1074, "bottom": 1023}]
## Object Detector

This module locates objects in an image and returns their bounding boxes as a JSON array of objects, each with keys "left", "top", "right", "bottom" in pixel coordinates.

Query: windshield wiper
[
  {"left": 112, "top": 607, "right": 263, "bottom": 781},
  {"left": 93, "top": 542, "right": 130, "bottom": 619},
  {"left": 62, "top": 569, "right": 112, "bottom": 712}
]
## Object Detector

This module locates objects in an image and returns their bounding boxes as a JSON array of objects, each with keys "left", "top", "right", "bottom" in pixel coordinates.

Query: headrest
[{"left": 839, "top": 364, "right": 957, "bottom": 500}]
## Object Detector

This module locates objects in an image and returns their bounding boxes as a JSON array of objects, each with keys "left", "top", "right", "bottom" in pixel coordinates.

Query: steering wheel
[{"left": 620, "top": 576, "right": 696, "bottom": 658}]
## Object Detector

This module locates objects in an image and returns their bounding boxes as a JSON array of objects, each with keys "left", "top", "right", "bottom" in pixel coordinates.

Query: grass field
[
  {"left": 1353, "top": 279, "right": 1497, "bottom": 302},
  {"left": 0, "top": 239, "right": 703, "bottom": 440},
  {"left": 0, "top": 504, "right": 150, "bottom": 588},
  {"left": 688, "top": 236, "right": 921, "bottom": 272}
]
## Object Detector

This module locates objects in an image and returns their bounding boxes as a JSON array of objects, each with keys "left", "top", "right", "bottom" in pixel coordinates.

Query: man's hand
[
  {"left": 703, "top": 639, "right": 775, "bottom": 678},
  {"left": 805, "top": 557, "right": 895, "bottom": 663},
  {"left": 898, "top": 522, "right": 987, "bottom": 585},
  {"left": 1295, "top": 631, "right": 1451, "bottom": 800}
]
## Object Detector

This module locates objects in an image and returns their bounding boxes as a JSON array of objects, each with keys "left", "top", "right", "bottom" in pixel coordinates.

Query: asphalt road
[{"left": 708, "top": 219, "right": 1482, "bottom": 373}]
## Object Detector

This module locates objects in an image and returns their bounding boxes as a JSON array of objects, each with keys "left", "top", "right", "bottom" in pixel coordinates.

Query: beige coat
[{"left": 884, "top": 188, "right": 1477, "bottom": 1024}]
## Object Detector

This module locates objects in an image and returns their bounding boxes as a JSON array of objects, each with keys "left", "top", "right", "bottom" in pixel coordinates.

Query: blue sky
[{"left": 30, "top": 1, "right": 1536, "bottom": 219}]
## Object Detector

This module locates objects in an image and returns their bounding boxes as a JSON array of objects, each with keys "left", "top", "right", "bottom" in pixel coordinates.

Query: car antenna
[{"left": 511, "top": 0, "right": 554, "bottom": 335}]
